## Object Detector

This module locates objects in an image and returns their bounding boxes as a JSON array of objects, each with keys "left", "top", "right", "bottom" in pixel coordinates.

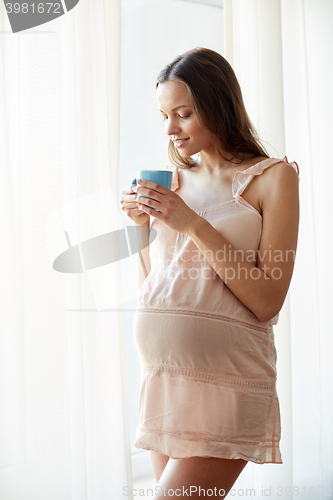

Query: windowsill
[{"left": 131, "top": 449, "right": 155, "bottom": 480}]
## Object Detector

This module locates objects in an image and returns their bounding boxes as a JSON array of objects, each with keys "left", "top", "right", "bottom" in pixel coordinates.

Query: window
[{"left": 120, "top": 0, "right": 224, "bottom": 481}]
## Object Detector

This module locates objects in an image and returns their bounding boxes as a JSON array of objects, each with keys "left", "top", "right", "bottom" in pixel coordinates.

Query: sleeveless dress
[{"left": 133, "top": 156, "right": 300, "bottom": 465}]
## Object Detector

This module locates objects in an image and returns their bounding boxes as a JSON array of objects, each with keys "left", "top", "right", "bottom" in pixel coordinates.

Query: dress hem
[
  {"left": 135, "top": 428, "right": 283, "bottom": 465},
  {"left": 134, "top": 441, "right": 283, "bottom": 465}
]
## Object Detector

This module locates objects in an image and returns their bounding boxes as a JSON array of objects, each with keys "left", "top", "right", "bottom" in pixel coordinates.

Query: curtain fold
[
  {"left": 224, "top": 0, "right": 333, "bottom": 495},
  {"left": 0, "top": 0, "right": 133, "bottom": 498}
]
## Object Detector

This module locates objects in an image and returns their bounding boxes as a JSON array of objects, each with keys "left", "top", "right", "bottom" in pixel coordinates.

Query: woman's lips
[{"left": 173, "top": 138, "right": 189, "bottom": 148}]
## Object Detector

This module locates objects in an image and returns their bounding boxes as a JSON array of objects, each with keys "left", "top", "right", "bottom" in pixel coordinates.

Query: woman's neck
[{"left": 192, "top": 150, "right": 260, "bottom": 174}]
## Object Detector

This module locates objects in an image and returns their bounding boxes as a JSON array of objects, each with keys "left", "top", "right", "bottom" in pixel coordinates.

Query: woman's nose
[{"left": 165, "top": 118, "right": 181, "bottom": 136}]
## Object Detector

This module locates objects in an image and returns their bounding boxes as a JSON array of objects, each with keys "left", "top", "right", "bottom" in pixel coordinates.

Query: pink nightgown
[{"left": 133, "top": 156, "right": 300, "bottom": 464}]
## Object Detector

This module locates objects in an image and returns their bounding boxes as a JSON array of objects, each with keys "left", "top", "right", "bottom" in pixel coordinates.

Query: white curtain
[
  {"left": 0, "top": 1, "right": 134, "bottom": 499},
  {"left": 224, "top": 0, "right": 333, "bottom": 496}
]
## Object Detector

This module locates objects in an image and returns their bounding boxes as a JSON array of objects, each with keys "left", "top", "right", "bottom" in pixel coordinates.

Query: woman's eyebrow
[{"left": 159, "top": 105, "right": 191, "bottom": 113}]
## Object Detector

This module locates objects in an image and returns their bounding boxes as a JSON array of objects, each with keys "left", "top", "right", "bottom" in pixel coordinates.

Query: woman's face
[{"left": 156, "top": 80, "right": 215, "bottom": 156}]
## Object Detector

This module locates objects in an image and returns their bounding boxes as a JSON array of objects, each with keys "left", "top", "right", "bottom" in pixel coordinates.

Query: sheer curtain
[
  {"left": 0, "top": 1, "right": 134, "bottom": 499},
  {"left": 224, "top": 0, "right": 333, "bottom": 495}
]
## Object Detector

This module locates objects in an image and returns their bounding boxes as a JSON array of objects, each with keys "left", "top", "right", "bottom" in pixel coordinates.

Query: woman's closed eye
[{"left": 162, "top": 114, "right": 191, "bottom": 121}]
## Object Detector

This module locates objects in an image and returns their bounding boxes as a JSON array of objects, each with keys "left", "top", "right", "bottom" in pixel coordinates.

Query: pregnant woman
[{"left": 121, "top": 47, "right": 300, "bottom": 498}]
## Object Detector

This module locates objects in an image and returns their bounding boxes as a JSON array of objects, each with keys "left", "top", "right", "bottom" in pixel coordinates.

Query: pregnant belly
[{"left": 133, "top": 309, "right": 277, "bottom": 384}]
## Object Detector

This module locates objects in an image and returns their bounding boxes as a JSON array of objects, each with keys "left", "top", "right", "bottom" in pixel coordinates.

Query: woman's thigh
[
  {"left": 154, "top": 456, "right": 247, "bottom": 499},
  {"left": 150, "top": 450, "right": 170, "bottom": 482}
]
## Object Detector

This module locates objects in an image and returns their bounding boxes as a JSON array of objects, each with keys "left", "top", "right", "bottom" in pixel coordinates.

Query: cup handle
[{"left": 132, "top": 178, "right": 137, "bottom": 185}]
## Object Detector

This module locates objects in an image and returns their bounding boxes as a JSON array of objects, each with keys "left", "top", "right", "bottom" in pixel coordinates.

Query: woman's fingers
[
  {"left": 121, "top": 185, "right": 138, "bottom": 203},
  {"left": 122, "top": 185, "right": 136, "bottom": 195},
  {"left": 136, "top": 179, "right": 169, "bottom": 195},
  {"left": 121, "top": 195, "right": 139, "bottom": 210},
  {"left": 119, "top": 183, "right": 151, "bottom": 226},
  {"left": 123, "top": 192, "right": 137, "bottom": 203}
]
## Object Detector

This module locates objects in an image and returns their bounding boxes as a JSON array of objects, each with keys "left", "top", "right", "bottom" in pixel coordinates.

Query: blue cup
[{"left": 132, "top": 170, "right": 173, "bottom": 209}]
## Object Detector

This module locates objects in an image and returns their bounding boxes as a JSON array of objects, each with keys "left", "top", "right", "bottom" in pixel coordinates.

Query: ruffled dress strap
[
  {"left": 166, "top": 165, "right": 179, "bottom": 192},
  {"left": 232, "top": 156, "right": 300, "bottom": 199}
]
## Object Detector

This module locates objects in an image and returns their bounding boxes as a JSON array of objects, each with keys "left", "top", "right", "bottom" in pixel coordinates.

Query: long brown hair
[{"left": 156, "top": 47, "right": 269, "bottom": 168}]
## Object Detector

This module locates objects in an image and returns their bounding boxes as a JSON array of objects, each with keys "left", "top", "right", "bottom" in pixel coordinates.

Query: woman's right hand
[{"left": 120, "top": 184, "right": 150, "bottom": 226}]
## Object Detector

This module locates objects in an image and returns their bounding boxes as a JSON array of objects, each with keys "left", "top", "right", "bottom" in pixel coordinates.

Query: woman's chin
[{"left": 178, "top": 149, "right": 200, "bottom": 158}]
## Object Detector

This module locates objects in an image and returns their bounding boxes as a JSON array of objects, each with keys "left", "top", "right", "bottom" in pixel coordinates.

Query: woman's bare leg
[
  {"left": 154, "top": 456, "right": 247, "bottom": 499},
  {"left": 150, "top": 450, "right": 170, "bottom": 482}
]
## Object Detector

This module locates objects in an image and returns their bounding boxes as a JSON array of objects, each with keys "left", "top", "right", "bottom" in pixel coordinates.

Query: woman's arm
[
  {"left": 187, "top": 163, "right": 300, "bottom": 322},
  {"left": 134, "top": 162, "right": 299, "bottom": 321},
  {"left": 120, "top": 182, "right": 152, "bottom": 290},
  {"left": 135, "top": 221, "right": 151, "bottom": 289}
]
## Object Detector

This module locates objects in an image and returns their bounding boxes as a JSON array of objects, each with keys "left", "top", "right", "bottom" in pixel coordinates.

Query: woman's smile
[{"left": 173, "top": 138, "right": 190, "bottom": 148}]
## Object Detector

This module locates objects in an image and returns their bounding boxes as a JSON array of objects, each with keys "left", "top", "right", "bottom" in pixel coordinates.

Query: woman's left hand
[{"left": 132, "top": 179, "right": 199, "bottom": 234}]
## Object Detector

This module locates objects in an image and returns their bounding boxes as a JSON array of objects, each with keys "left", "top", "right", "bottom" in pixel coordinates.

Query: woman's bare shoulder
[
  {"left": 259, "top": 160, "right": 299, "bottom": 212},
  {"left": 259, "top": 159, "right": 299, "bottom": 190}
]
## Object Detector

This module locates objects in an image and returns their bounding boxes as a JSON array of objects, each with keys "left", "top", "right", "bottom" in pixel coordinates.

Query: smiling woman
[{"left": 120, "top": 47, "right": 300, "bottom": 499}]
